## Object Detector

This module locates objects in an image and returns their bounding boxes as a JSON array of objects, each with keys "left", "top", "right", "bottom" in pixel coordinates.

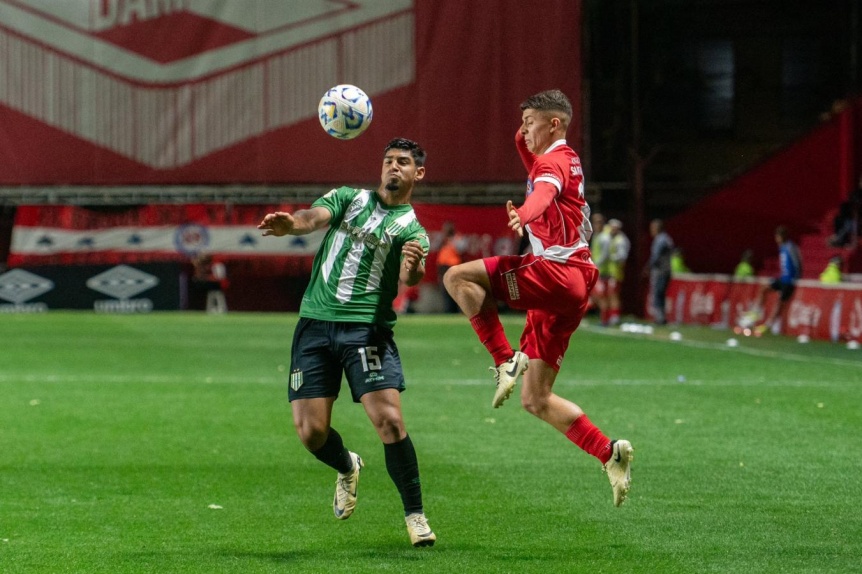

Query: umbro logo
[
  {"left": 0, "top": 269, "right": 54, "bottom": 304},
  {"left": 86, "top": 265, "right": 158, "bottom": 300}
]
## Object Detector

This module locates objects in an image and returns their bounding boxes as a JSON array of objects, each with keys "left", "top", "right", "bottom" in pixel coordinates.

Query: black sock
[
  {"left": 310, "top": 428, "right": 353, "bottom": 474},
  {"left": 384, "top": 434, "right": 423, "bottom": 515}
]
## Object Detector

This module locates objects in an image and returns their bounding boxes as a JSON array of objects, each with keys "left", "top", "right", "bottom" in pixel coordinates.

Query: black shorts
[
  {"left": 769, "top": 279, "right": 796, "bottom": 302},
  {"left": 288, "top": 318, "right": 406, "bottom": 403}
]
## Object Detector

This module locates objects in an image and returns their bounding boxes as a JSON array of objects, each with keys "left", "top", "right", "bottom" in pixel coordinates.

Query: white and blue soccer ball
[{"left": 318, "top": 84, "right": 373, "bottom": 140}]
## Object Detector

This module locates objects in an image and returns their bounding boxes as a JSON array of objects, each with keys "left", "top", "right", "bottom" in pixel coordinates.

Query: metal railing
[{"left": 0, "top": 183, "right": 605, "bottom": 206}]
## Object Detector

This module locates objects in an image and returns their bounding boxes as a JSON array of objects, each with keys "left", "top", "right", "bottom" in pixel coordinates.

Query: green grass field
[{"left": 1, "top": 311, "right": 860, "bottom": 573}]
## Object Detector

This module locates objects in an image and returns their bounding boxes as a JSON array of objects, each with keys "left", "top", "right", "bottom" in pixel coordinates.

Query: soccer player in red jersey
[{"left": 443, "top": 90, "right": 634, "bottom": 507}]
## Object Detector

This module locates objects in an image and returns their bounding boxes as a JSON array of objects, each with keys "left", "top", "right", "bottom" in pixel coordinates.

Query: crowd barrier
[{"left": 664, "top": 274, "right": 862, "bottom": 343}]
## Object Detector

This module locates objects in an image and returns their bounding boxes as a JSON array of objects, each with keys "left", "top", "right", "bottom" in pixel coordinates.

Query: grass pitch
[{"left": 1, "top": 312, "right": 860, "bottom": 573}]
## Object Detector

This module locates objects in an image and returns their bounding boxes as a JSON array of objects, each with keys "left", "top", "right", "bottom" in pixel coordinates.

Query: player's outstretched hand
[
  {"left": 258, "top": 212, "right": 295, "bottom": 237},
  {"left": 506, "top": 200, "right": 523, "bottom": 237}
]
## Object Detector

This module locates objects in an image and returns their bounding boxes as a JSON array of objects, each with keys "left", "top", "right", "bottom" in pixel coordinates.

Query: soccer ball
[{"left": 318, "top": 84, "right": 373, "bottom": 140}]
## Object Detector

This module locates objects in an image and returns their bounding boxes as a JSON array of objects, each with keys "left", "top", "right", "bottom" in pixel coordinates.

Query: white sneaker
[
  {"left": 405, "top": 512, "right": 436, "bottom": 547},
  {"left": 489, "top": 351, "right": 529, "bottom": 408},
  {"left": 603, "top": 440, "right": 633, "bottom": 507},
  {"left": 333, "top": 452, "right": 363, "bottom": 520}
]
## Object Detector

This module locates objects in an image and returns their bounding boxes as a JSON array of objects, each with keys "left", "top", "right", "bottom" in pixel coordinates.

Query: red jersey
[{"left": 514, "top": 133, "right": 592, "bottom": 264}]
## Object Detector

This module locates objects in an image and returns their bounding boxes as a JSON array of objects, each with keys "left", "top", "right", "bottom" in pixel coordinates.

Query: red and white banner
[
  {"left": 665, "top": 274, "right": 862, "bottom": 343},
  {"left": 0, "top": 0, "right": 581, "bottom": 185},
  {"left": 9, "top": 204, "right": 322, "bottom": 266},
  {"left": 9, "top": 203, "right": 518, "bottom": 270}
]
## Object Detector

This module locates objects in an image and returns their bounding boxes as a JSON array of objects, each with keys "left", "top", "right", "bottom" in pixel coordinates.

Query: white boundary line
[{"left": 580, "top": 323, "right": 862, "bottom": 369}]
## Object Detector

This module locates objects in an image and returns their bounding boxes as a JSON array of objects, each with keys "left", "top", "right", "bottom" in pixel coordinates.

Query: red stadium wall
[
  {"left": 665, "top": 99, "right": 860, "bottom": 276},
  {"left": 0, "top": 0, "right": 581, "bottom": 185}
]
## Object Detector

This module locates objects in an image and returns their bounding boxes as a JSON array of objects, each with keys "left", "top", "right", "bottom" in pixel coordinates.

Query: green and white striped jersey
[{"left": 299, "top": 186, "right": 429, "bottom": 329}]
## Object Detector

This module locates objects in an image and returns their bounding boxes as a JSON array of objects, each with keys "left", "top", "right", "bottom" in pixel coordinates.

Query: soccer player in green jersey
[{"left": 257, "top": 138, "right": 435, "bottom": 547}]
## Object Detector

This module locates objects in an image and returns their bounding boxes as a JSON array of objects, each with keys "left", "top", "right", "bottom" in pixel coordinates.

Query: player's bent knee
[
  {"left": 371, "top": 415, "right": 406, "bottom": 443},
  {"left": 520, "top": 391, "right": 549, "bottom": 418},
  {"left": 294, "top": 420, "right": 329, "bottom": 451},
  {"left": 442, "top": 265, "right": 461, "bottom": 293}
]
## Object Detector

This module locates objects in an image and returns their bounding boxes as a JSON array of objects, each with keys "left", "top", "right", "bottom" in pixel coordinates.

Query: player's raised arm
[{"left": 258, "top": 206, "right": 332, "bottom": 237}]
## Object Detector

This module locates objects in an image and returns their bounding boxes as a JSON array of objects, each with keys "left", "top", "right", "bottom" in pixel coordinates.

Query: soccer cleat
[
  {"left": 489, "top": 351, "right": 529, "bottom": 408},
  {"left": 405, "top": 512, "right": 436, "bottom": 547},
  {"left": 603, "top": 439, "right": 634, "bottom": 507},
  {"left": 333, "top": 452, "right": 363, "bottom": 520},
  {"left": 753, "top": 324, "right": 769, "bottom": 337}
]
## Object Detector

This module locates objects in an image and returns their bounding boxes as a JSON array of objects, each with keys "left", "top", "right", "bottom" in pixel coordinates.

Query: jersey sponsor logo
[{"left": 339, "top": 221, "right": 387, "bottom": 249}]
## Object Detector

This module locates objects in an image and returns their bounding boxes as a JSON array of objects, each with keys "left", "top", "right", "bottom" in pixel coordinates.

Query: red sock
[
  {"left": 565, "top": 415, "right": 612, "bottom": 463},
  {"left": 469, "top": 309, "right": 513, "bottom": 366}
]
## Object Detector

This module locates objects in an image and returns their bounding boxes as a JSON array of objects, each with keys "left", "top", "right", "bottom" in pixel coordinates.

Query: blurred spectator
[
  {"left": 670, "top": 247, "right": 690, "bottom": 275},
  {"left": 589, "top": 213, "right": 612, "bottom": 324},
  {"left": 733, "top": 249, "right": 755, "bottom": 278},
  {"left": 819, "top": 255, "right": 843, "bottom": 284},
  {"left": 435, "top": 221, "right": 464, "bottom": 313},
  {"left": 751, "top": 225, "right": 802, "bottom": 336},
  {"left": 192, "top": 254, "right": 228, "bottom": 313},
  {"left": 827, "top": 201, "right": 857, "bottom": 248},
  {"left": 606, "top": 218, "right": 630, "bottom": 326},
  {"left": 647, "top": 219, "right": 674, "bottom": 325},
  {"left": 394, "top": 282, "right": 420, "bottom": 314}
]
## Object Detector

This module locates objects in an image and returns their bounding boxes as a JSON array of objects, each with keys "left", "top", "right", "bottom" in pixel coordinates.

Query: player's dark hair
[
  {"left": 384, "top": 138, "right": 426, "bottom": 167},
  {"left": 775, "top": 225, "right": 788, "bottom": 240},
  {"left": 520, "top": 89, "right": 573, "bottom": 120}
]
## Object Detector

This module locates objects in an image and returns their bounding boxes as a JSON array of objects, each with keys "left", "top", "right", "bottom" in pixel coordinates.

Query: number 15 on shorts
[{"left": 358, "top": 346, "right": 381, "bottom": 372}]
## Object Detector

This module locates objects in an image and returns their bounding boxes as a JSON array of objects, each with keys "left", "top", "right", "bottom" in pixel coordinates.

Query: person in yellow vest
[
  {"left": 606, "top": 219, "right": 630, "bottom": 326},
  {"left": 589, "top": 213, "right": 613, "bottom": 325},
  {"left": 819, "top": 256, "right": 843, "bottom": 284},
  {"left": 670, "top": 247, "right": 690, "bottom": 275},
  {"left": 733, "top": 249, "right": 755, "bottom": 278}
]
